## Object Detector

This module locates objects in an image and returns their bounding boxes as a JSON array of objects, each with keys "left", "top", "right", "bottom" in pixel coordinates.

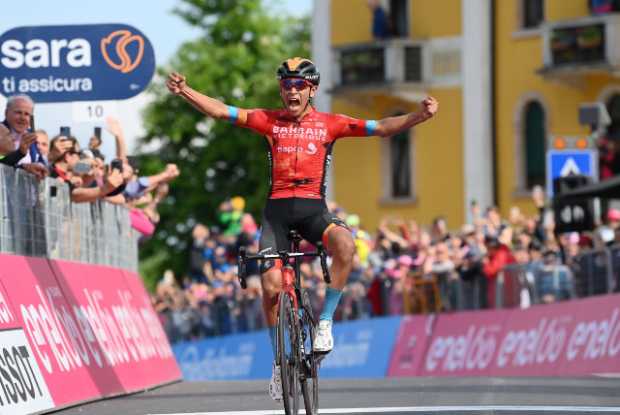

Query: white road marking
[{"left": 148, "top": 405, "right": 620, "bottom": 415}]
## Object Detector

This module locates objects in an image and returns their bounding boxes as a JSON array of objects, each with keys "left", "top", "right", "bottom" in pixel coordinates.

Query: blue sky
[
  {"left": 0, "top": 0, "right": 312, "bottom": 154},
  {"left": 0, "top": 0, "right": 312, "bottom": 65}
]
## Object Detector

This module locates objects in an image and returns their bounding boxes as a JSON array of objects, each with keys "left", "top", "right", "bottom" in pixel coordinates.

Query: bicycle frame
[{"left": 237, "top": 231, "right": 330, "bottom": 415}]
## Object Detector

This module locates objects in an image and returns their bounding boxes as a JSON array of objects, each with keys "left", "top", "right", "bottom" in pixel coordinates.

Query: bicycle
[{"left": 237, "top": 230, "right": 331, "bottom": 415}]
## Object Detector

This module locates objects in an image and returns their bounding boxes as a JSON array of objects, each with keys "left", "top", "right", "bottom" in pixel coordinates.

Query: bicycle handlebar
[{"left": 237, "top": 243, "right": 331, "bottom": 287}]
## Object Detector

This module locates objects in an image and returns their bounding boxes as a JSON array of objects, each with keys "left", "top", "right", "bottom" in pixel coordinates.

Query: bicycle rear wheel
[
  {"left": 300, "top": 290, "right": 319, "bottom": 415},
  {"left": 277, "top": 293, "right": 300, "bottom": 415}
]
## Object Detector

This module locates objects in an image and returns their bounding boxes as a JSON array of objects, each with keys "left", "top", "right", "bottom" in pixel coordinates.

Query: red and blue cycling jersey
[{"left": 228, "top": 106, "right": 377, "bottom": 199}]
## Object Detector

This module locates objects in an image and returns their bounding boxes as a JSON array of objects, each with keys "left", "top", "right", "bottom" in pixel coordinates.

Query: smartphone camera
[{"left": 110, "top": 158, "right": 123, "bottom": 173}]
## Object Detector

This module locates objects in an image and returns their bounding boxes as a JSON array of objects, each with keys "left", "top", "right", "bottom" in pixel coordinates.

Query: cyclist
[{"left": 167, "top": 57, "right": 438, "bottom": 401}]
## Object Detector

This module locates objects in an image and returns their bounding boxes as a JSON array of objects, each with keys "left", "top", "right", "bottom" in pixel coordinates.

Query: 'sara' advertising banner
[{"left": 0, "top": 24, "right": 155, "bottom": 102}]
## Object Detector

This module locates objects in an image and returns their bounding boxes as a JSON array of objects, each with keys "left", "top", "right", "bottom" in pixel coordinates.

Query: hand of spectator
[
  {"left": 532, "top": 185, "right": 545, "bottom": 208},
  {"left": 21, "top": 163, "right": 48, "bottom": 180},
  {"left": 105, "top": 117, "right": 123, "bottom": 138},
  {"left": 103, "top": 168, "right": 124, "bottom": 193},
  {"left": 69, "top": 175, "right": 83, "bottom": 188},
  {"left": 18, "top": 132, "right": 37, "bottom": 155},
  {"left": 164, "top": 163, "right": 180, "bottom": 180},
  {"left": 167, "top": 72, "right": 187, "bottom": 95}
]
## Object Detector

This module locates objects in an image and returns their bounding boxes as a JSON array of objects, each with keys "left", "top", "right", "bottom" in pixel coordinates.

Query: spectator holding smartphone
[{"left": 88, "top": 127, "right": 105, "bottom": 160}]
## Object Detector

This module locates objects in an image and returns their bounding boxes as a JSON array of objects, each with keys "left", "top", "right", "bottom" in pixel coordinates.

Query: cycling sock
[
  {"left": 269, "top": 326, "right": 277, "bottom": 358},
  {"left": 319, "top": 287, "right": 343, "bottom": 322}
]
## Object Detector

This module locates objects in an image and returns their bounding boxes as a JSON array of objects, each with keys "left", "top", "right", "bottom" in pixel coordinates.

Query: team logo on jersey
[{"left": 306, "top": 142, "right": 318, "bottom": 155}]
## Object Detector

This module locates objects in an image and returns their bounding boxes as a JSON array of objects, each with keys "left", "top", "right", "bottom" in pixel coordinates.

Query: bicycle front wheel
[
  {"left": 277, "top": 293, "right": 300, "bottom": 415},
  {"left": 300, "top": 290, "right": 319, "bottom": 415}
]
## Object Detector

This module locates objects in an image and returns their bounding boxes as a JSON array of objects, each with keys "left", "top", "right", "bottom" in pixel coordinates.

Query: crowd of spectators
[
  {"left": 0, "top": 94, "right": 180, "bottom": 238},
  {"left": 153, "top": 185, "right": 618, "bottom": 344}
]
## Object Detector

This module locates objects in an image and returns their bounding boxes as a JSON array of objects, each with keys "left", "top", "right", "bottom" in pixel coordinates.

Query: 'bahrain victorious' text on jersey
[{"left": 228, "top": 106, "right": 377, "bottom": 199}]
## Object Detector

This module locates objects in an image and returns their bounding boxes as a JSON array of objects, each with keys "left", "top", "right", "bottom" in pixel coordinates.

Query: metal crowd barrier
[
  {"left": 496, "top": 264, "right": 536, "bottom": 309},
  {"left": 571, "top": 248, "right": 617, "bottom": 296},
  {"left": 496, "top": 247, "right": 620, "bottom": 309},
  {"left": 0, "top": 164, "right": 138, "bottom": 271}
]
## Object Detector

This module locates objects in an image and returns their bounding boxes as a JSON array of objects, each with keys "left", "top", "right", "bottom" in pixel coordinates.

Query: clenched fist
[
  {"left": 167, "top": 72, "right": 187, "bottom": 95},
  {"left": 421, "top": 96, "right": 439, "bottom": 119}
]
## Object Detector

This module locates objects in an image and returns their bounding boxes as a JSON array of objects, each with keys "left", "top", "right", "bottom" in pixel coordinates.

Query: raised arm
[
  {"left": 105, "top": 117, "right": 128, "bottom": 161},
  {"left": 167, "top": 72, "right": 231, "bottom": 120},
  {"left": 374, "top": 96, "right": 439, "bottom": 137}
]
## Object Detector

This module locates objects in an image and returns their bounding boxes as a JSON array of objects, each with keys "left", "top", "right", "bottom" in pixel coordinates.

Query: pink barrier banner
[
  {"left": 418, "top": 309, "right": 512, "bottom": 377},
  {"left": 495, "top": 294, "right": 620, "bottom": 376},
  {"left": 121, "top": 269, "right": 181, "bottom": 386},
  {"left": 0, "top": 274, "right": 55, "bottom": 415},
  {"left": 0, "top": 278, "right": 20, "bottom": 331},
  {"left": 0, "top": 254, "right": 180, "bottom": 413},
  {"left": 387, "top": 315, "right": 435, "bottom": 377},
  {"left": 0, "top": 254, "right": 109, "bottom": 406},
  {"left": 49, "top": 261, "right": 181, "bottom": 393},
  {"left": 388, "top": 293, "right": 620, "bottom": 377}
]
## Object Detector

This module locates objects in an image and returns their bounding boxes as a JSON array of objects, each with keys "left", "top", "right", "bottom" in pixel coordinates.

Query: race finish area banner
[
  {"left": 0, "top": 24, "right": 155, "bottom": 102},
  {"left": 0, "top": 254, "right": 180, "bottom": 414}
]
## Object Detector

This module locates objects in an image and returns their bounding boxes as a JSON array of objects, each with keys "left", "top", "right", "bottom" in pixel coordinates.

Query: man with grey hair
[{"left": 0, "top": 95, "right": 47, "bottom": 178}]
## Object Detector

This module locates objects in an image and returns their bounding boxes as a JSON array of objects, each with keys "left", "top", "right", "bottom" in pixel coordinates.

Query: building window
[
  {"left": 390, "top": 130, "right": 412, "bottom": 197},
  {"left": 522, "top": 0, "right": 544, "bottom": 29},
  {"left": 524, "top": 101, "right": 547, "bottom": 189},
  {"left": 389, "top": 0, "right": 409, "bottom": 37}
]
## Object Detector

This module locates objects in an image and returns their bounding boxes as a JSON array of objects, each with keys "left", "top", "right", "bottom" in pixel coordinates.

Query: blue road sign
[{"left": 546, "top": 150, "right": 597, "bottom": 197}]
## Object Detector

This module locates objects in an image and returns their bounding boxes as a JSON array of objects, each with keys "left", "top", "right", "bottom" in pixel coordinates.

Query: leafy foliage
[{"left": 137, "top": 0, "right": 310, "bottom": 287}]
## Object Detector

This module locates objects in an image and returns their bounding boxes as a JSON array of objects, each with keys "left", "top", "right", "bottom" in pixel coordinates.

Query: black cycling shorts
[{"left": 259, "top": 198, "right": 347, "bottom": 265}]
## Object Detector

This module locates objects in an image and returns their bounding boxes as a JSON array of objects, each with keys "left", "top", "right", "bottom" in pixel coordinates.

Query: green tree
[{"left": 137, "top": 0, "right": 309, "bottom": 289}]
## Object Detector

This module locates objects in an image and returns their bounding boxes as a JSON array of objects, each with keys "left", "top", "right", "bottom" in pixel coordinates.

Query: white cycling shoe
[
  {"left": 313, "top": 320, "right": 334, "bottom": 353},
  {"left": 269, "top": 362, "right": 283, "bottom": 402}
]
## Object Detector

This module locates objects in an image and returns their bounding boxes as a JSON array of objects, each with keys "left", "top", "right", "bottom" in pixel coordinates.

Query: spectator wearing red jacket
[{"left": 483, "top": 235, "right": 515, "bottom": 308}]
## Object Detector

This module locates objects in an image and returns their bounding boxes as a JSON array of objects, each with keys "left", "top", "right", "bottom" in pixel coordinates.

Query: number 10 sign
[{"left": 72, "top": 101, "right": 118, "bottom": 123}]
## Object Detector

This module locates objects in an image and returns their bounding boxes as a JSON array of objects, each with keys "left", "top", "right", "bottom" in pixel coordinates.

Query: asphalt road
[{"left": 50, "top": 376, "right": 620, "bottom": 415}]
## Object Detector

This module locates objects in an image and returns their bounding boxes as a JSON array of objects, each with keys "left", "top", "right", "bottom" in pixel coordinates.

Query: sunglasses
[{"left": 280, "top": 79, "right": 311, "bottom": 91}]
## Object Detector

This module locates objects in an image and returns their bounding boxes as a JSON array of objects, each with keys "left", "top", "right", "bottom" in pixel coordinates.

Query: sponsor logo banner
[
  {"left": 495, "top": 295, "right": 620, "bottom": 376},
  {"left": 387, "top": 315, "right": 435, "bottom": 377},
  {"left": 420, "top": 310, "right": 512, "bottom": 377},
  {"left": 47, "top": 261, "right": 180, "bottom": 393},
  {"left": 121, "top": 270, "right": 182, "bottom": 385},
  {"left": 406, "top": 294, "right": 620, "bottom": 377},
  {"left": 0, "top": 24, "right": 155, "bottom": 102},
  {"left": 0, "top": 329, "right": 54, "bottom": 415},
  {"left": 0, "top": 254, "right": 107, "bottom": 405},
  {"left": 321, "top": 316, "right": 401, "bottom": 378},
  {"left": 173, "top": 331, "right": 272, "bottom": 380},
  {"left": 0, "top": 254, "right": 180, "bottom": 409},
  {"left": 0, "top": 279, "right": 20, "bottom": 331}
]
